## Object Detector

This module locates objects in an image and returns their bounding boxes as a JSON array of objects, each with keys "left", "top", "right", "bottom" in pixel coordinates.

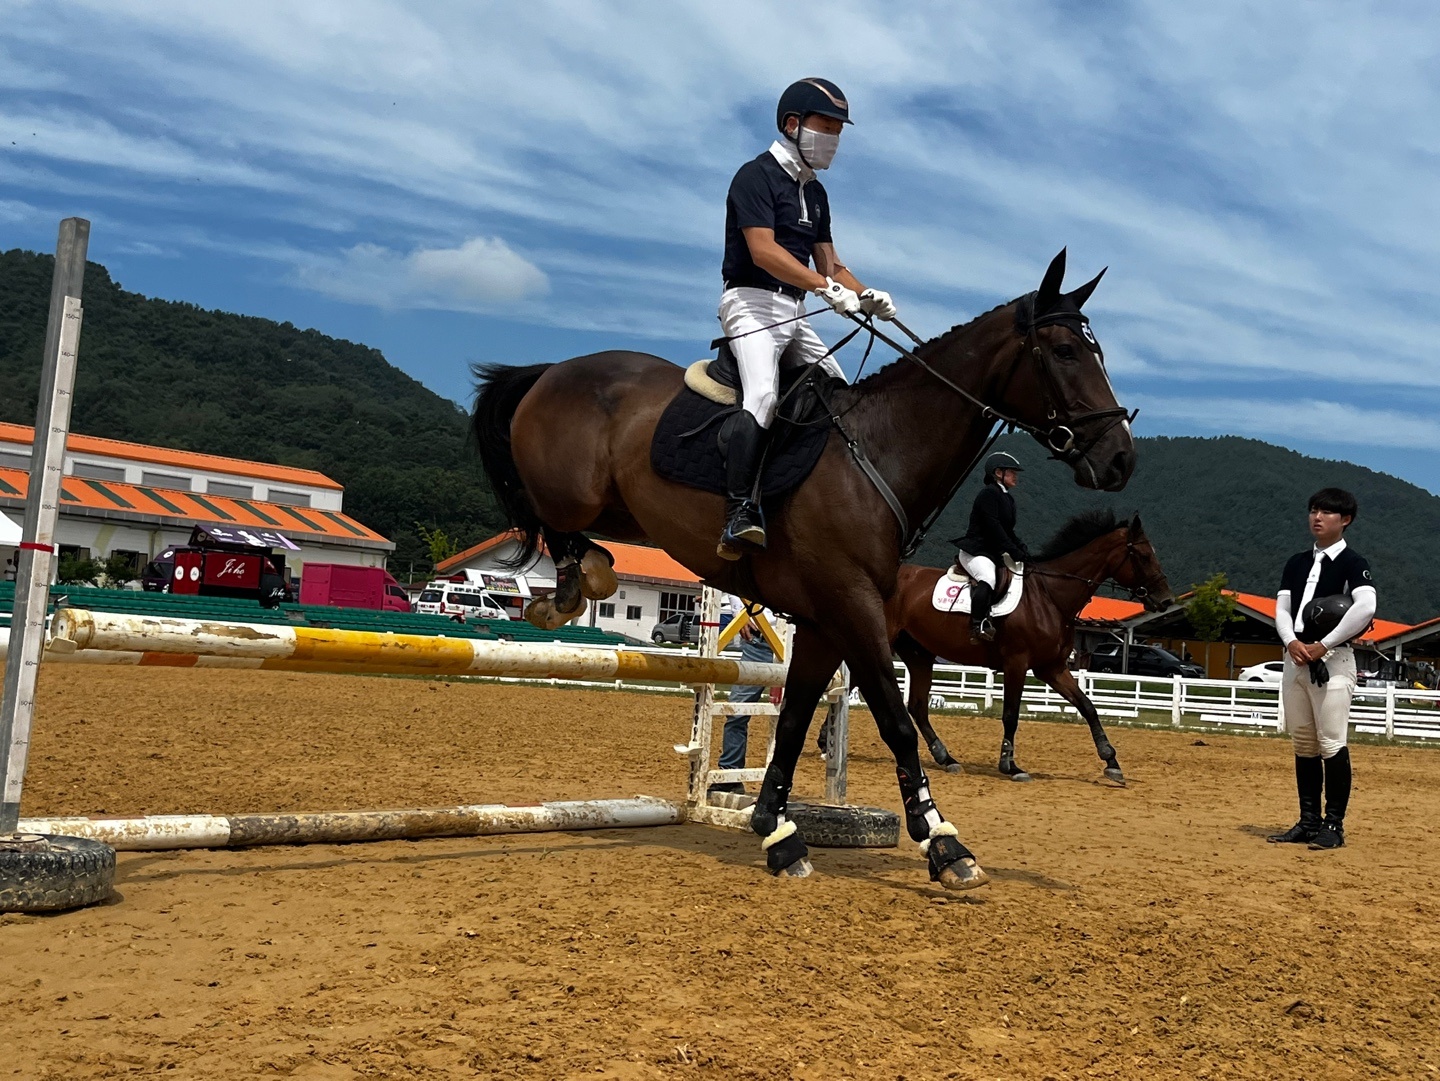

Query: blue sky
[{"left": 5, "top": 1, "right": 1440, "bottom": 491}]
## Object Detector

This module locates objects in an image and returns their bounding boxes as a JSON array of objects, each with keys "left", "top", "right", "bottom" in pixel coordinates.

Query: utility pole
[{"left": 0, "top": 218, "right": 89, "bottom": 834}]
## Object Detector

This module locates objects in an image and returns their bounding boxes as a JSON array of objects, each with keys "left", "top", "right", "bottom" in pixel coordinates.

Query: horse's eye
[{"left": 1053, "top": 343, "right": 1077, "bottom": 361}]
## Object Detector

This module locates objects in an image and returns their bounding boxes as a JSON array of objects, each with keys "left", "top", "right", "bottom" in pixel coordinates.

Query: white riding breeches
[
  {"left": 718, "top": 286, "right": 846, "bottom": 428},
  {"left": 1282, "top": 648, "right": 1356, "bottom": 759},
  {"left": 955, "top": 551, "right": 997, "bottom": 589}
]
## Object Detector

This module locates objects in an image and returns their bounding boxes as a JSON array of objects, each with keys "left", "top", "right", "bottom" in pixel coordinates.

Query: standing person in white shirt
[
  {"left": 715, "top": 77, "right": 898, "bottom": 559},
  {"left": 1268, "top": 488, "right": 1377, "bottom": 850}
]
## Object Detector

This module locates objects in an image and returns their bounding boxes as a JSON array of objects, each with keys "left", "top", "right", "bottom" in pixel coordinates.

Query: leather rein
[{"left": 1027, "top": 537, "right": 1168, "bottom": 607}]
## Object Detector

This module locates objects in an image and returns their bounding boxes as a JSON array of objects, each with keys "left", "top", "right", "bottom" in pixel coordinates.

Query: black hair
[
  {"left": 1308, "top": 487, "right": 1358, "bottom": 526},
  {"left": 1032, "top": 509, "right": 1122, "bottom": 562}
]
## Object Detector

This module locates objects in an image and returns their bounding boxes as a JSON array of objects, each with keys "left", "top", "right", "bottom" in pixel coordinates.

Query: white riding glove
[
  {"left": 814, "top": 277, "right": 861, "bottom": 316},
  {"left": 859, "top": 287, "right": 897, "bottom": 321}
]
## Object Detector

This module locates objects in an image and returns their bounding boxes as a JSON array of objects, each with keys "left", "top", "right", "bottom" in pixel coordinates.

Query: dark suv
[{"left": 1087, "top": 641, "right": 1204, "bottom": 678}]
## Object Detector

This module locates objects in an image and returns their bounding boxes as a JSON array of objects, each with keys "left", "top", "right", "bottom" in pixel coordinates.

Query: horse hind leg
[
  {"left": 579, "top": 544, "right": 618, "bottom": 600},
  {"left": 524, "top": 530, "right": 600, "bottom": 629},
  {"left": 894, "top": 633, "right": 960, "bottom": 773}
]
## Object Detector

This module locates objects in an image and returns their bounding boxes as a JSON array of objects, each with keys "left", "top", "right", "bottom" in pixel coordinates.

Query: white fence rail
[{"left": 915, "top": 664, "right": 1440, "bottom": 742}]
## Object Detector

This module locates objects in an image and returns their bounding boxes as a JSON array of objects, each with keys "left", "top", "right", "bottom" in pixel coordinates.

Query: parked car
[
  {"left": 1087, "top": 641, "right": 1205, "bottom": 678},
  {"left": 650, "top": 612, "right": 699, "bottom": 644},
  {"left": 414, "top": 583, "right": 510, "bottom": 622},
  {"left": 1239, "top": 660, "right": 1285, "bottom": 683}
]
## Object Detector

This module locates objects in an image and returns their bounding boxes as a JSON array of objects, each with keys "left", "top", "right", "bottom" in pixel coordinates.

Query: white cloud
[
  {"left": 292, "top": 236, "right": 548, "bottom": 312},
  {"left": 1131, "top": 394, "right": 1440, "bottom": 451}
]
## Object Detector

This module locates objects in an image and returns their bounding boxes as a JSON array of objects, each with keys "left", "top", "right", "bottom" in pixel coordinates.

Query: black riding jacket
[{"left": 953, "top": 480, "right": 1029, "bottom": 562}]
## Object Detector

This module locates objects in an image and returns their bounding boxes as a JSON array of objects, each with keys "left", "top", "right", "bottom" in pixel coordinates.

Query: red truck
[{"left": 299, "top": 564, "right": 412, "bottom": 613}]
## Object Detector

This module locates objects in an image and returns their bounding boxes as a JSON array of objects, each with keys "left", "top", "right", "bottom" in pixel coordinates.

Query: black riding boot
[
  {"left": 1268, "top": 755, "right": 1323, "bottom": 843},
  {"left": 1310, "top": 747, "right": 1351, "bottom": 849},
  {"left": 718, "top": 412, "right": 770, "bottom": 560},
  {"left": 970, "top": 581, "right": 996, "bottom": 642}
]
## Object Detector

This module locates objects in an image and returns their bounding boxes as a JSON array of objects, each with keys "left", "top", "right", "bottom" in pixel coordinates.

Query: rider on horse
[
  {"left": 952, "top": 451, "right": 1030, "bottom": 642},
  {"left": 716, "top": 77, "right": 899, "bottom": 559}
]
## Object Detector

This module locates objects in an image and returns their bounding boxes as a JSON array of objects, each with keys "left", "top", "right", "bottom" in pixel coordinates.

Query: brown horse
[
  {"left": 471, "top": 250, "right": 1135, "bottom": 890},
  {"left": 888, "top": 511, "right": 1175, "bottom": 785}
]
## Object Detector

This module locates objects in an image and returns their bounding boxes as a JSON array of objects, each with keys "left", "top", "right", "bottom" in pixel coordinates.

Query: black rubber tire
[
  {"left": 0, "top": 834, "right": 116, "bottom": 913},
  {"left": 652, "top": 633, "right": 665, "bottom": 644},
  {"left": 786, "top": 803, "right": 900, "bottom": 848}
]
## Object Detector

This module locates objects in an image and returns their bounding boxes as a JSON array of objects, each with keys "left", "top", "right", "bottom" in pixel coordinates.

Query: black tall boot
[
  {"left": 718, "top": 412, "right": 771, "bottom": 560},
  {"left": 1268, "top": 755, "right": 1323, "bottom": 843},
  {"left": 969, "top": 581, "right": 996, "bottom": 642},
  {"left": 1310, "top": 747, "right": 1351, "bottom": 849}
]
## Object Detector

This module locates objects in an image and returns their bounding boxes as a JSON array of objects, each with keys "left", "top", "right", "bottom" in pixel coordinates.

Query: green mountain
[
  {"left": 0, "top": 248, "right": 506, "bottom": 568},
  {"left": 4, "top": 247, "right": 1436, "bottom": 622},
  {"left": 912, "top": 433, "right": 1440, "bottom": 624}
]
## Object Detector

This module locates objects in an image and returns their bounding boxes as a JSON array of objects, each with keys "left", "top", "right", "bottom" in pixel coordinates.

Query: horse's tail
[{"left": 471, "top": 361, "right": 552, "bottom": 569}]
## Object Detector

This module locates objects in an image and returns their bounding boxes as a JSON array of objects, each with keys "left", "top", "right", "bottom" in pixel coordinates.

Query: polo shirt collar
[
  {"left": 1313, "top": 537, "right": 1347, "bottom": 560},
  {"left": 768, "top": 139, "right": 814, "bottom": 184}
]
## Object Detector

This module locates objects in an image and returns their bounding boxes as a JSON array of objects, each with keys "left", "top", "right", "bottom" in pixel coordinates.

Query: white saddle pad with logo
[{"left": 930, "top": 565, "right": 1025, "bottom": 616}]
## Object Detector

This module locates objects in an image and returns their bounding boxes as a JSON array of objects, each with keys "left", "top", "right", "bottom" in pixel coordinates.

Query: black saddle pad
[{"left": 650, "top": 383, "right": 832, "bottom": 499}]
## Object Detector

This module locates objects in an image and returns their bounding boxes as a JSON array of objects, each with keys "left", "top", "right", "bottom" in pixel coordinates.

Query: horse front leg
[
  {"left": 894, "top": 633, "right": 961, "bottom": 773},
  {"left": 997, "top": 662, "right": 1031, "bottom": 782},
  {"left": 1043, "top": 665, "right": 1125, "bottom": 785},
  {"left": 751, "top": 623, "right": 841, "bottom": 878},
  {"left": 843, "top": 620, "right": 987, "bottom": 891}
]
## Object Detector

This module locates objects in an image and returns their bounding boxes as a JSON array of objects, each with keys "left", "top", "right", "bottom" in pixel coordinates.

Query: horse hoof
[
  {"left": 944, "top": 762, "right": 964, "bottom": 774},
  {"left": 579, "top": 548, "right": 618, "bottom": 600},
  {"left": 774, "top": 857, "right": 813, "bottom": 879},
  {"left": 937, "top": 858, "right": 989, "bottom": 891},
  {"left": 1103, "top": 767, "right": 1127, "bottom": 785},
  {"left": 1008, "top": 771, "right": 1032, "bottom": 783}
]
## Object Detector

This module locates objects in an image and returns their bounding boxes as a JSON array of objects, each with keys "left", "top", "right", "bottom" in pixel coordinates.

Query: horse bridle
[
  {"left": 1013, "top": 295, "right": 1138, "bottom": 463},
  {"left": 1029, "top": 536, "right": 1167, "bottom": 605},
  {"left": 853, "top": 296, "right": 1136, "bottom": 466}
]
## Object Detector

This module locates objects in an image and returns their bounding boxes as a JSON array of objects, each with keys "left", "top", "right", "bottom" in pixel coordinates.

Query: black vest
[{"left": 1279, "top": 544, "right": 1373, "bottom": 624}]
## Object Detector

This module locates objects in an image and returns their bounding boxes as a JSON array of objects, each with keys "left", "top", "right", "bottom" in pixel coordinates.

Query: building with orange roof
[
  {"left": 436, "top": 532, "right": 702, "bottom": 638},
  {"left": 0, "top": 424, "right": 392, "bottom": 580}
]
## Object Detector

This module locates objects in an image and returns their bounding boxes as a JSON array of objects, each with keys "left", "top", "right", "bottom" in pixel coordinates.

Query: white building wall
[{"left": 587, "top": 581, "right": 701, "bottom": 639}]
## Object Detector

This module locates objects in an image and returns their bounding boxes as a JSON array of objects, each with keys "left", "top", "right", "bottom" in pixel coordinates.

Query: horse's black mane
[
  {"left": 1033, "top": 509, "right": 1122, "bottom": 563},
  {"left": 848, "top": 296, "right": 1023, "bottom": 394}
]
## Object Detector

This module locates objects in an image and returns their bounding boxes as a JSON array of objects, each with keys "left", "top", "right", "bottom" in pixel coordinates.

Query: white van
[{"left": 414, "top": 581, "right": 510, "bottom": 622}]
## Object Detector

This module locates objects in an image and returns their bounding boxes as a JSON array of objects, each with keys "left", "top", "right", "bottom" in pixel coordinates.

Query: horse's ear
[
  {"left": 1036, "top": 248, "right": 1067, "bottom": 313},
  {"left": 1128, "top": 512, "right": 1142, "bottom": 537},
  {"left": 1067, "top": 267, "right": 1107, "bottom": 310}
]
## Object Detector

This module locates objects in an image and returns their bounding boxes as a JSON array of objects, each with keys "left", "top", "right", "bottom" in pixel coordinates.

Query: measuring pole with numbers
[{"left": 0, "top": 217, "right": 89, "bottom": 834}]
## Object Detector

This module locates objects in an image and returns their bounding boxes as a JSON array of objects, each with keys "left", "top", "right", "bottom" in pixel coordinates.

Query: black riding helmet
[
  {"left": 984, "top": 451, "right": 1024, "bottom": 477},
  {"left": 776, "top": 78, "right": 853, "bottom": 134},
  {"left": 1300, "top": 594, "right": 1355, "bottom": 643}
]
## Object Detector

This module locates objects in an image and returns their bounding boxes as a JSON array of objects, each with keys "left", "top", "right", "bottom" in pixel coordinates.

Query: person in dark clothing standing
[
  {"left": 952, "top": 451, "right": 1030, "bottom": 642},
  {"left": 715, "top": 77, "right": 898, "bottom": 559},
  {"left": 1268, "top": 488, "right": 1376, "bottom": 850}
]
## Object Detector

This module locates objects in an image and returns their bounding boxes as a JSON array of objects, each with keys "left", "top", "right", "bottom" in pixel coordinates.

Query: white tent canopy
[{"left": 0, "top": 509, "right": 21, "bottom": 547}]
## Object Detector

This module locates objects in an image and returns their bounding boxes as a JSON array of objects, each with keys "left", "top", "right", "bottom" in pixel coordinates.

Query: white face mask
[{"left": 796, "top": 126, "right": 839, "bottom": 170}]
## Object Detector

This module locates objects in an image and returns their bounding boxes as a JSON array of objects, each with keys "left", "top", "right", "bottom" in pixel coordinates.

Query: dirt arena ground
[{"left": 4, "top": 667, "right": 1439, "bottom": 1080}]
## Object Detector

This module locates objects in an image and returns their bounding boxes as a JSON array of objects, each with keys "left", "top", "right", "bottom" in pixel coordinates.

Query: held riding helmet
[
  {"left": 777, "top": 78, "right": 851, "bottom": 171},
  {"left": 1300, "top": 594, "right": 1355, "bottom": 644}
]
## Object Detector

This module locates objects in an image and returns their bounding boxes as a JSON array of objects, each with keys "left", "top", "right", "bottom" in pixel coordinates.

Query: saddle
[
  {"left": 930, "top": 560, "right": 1025, "bottom": 617},
  {"left": 649, "top": 340, "right": 838, "bottom": 499}
]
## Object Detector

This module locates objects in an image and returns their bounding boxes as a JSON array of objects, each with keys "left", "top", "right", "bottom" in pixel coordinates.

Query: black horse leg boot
[
  {"left": 718, "top": 412, "right": 770, "bottom": 560},
  {"left": 970, "top": 581, "right": 996, "bottom": 642}
]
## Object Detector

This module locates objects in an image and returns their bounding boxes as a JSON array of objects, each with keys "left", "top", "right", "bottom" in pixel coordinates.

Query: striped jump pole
[{"left": 43, "top": 609, "right": 791, "bottom": 687}]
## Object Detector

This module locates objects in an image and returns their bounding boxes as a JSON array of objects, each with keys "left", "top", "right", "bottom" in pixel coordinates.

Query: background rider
[{"left": 951, "top": 451, "right": 1030, "bottom": 642}]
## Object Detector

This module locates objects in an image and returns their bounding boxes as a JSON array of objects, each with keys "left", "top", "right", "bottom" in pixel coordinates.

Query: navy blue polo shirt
[{"left": 722, "top": 151, "right": 832, "bottom": 295}]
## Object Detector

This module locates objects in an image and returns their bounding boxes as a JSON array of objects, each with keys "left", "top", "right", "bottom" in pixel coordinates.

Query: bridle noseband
[{"left": 1030, "top": 536, "right": 1169, "bottom": 607}]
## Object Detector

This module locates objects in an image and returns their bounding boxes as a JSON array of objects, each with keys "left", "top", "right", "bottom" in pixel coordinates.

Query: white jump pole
[
  {"left": 0, "top": 217, "right": 88, "bottom": 834},
  {"left": 17, "top": 796, "right": 682, "bottom": 852},
  {"left": 45, "top": 609, "right": 790, "bottom": 687}
]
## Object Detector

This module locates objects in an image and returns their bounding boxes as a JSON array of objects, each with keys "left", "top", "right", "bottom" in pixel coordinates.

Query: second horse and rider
[{"left": 472, "top": 77, "right": 1143, "bottom": 891}]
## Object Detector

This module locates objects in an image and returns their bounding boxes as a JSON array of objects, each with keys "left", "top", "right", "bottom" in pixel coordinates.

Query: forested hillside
[
  {"left": 0, "top": 248, "right": 505, "bottom": 566},
  {"left": 5, "top": 247, "right": 1438, "bottom": 621},
  {"left": 912, "top": 433, "right": 1440, "bottom": 623}
]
